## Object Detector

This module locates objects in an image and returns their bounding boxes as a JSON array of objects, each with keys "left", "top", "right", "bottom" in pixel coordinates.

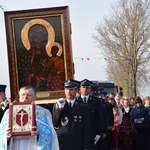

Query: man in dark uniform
[
  {"left": 53, "top": 79, "right": 90, "bottom": 150},
  {"left": 77, "top": 79, "right": 103, "bottom": 150},
  {"left": 0, "top": 84, "right": 8, "bottom": 123},
  {"left": 39, "top": 103, "right": 54, "bottom": 114},
  {"left": 99, "top": 92, "right": 114, "bottom": 150}
]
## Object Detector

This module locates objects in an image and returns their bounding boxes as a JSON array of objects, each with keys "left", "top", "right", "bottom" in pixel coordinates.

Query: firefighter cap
[
  {"left": 0, "top": 84, "right": 7, "bottom": 92},
  {"left": 80, "top": 79, "right": 93, "bottom": 87},
  {"left": 64, "top": 79, "right": 79, "bottom": 89}
]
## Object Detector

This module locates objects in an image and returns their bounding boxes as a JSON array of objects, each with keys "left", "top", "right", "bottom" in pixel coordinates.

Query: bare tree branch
[{"left": 93, "top": 0, "right": 150, "bottom": 96}]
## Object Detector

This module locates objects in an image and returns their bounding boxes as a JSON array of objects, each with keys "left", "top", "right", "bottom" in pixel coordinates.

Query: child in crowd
[{"left": 112, "top": 107, "right": 120, "bottom": 150}]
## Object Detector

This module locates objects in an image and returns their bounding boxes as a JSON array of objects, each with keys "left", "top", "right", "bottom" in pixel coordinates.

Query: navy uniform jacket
[
  {"left": 130, "top": 105, "right": 149, "bottom": 128},
  {"left": 0, "top": 105, "right": 8, "bottom": 123},
  {"left": 99, "top": 98, "right": 114, "bottom": 134},
  {"left": 105, "top": 101, "right": 114, "bottom": 127},
  {"left": 77, "top": 96, "right": 103, "bottom": 140},
  {"left": 39, "top": 103, "right": 53, "bottom": 114},
  {"left": 53, "top": 99, "right": 90, "bottom": 150}
]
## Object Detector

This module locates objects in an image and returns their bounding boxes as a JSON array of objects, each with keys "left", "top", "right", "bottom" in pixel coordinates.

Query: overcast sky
[{"left": 0, "top": 0, "right": 118, "bottom": 97}]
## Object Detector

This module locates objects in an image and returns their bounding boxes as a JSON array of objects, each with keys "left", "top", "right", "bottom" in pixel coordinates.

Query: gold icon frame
[{"left": 4, "top": 6, "right": 74, "bottom": 101}]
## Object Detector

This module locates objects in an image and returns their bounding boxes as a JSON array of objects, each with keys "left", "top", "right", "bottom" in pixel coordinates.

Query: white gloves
[
  {"left": 57, "top": 98, "right": 65, "bottom": 108},
  {"left": 94, "top": 135, "right": 101, "bottom": 145},
  {"left": 1, "top": 101, "right": 8, "bottom": 110}
]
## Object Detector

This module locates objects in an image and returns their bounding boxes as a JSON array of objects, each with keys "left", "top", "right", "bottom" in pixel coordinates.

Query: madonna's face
[{"left": 29, "top": 25, "right": 48, "bottom": 50}]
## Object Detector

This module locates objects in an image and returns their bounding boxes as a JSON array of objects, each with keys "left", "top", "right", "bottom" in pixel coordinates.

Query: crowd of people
[{"left": 0, "top": 79, "right": 150, "bottom": 150}]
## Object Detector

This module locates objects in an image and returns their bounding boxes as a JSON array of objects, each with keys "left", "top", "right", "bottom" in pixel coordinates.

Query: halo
[
  {"left": 47, "top": 42, "right": 63, "bottom": 57},
  {"left": 21, "top": 19, "right": 55, "bottom": 50}
]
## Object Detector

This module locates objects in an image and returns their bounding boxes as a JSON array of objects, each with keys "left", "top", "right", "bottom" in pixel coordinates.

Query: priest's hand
[
  {"left": 6, "top": 127, "right": 12, "bottom": 139},
  {"left": 31, "top": 126, "right": 39, "bottom": 136}
]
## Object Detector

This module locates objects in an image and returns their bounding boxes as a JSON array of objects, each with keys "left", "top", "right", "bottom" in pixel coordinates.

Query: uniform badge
[
  {"left": 61, "top": 116, "right": 69, "bottom": 126},
  {"left": 74, "top": 116, "right": 77, "bottom": 122},
  {"left": 92, "top": 108, "right": 95, "bottom": 113},
  {"left": 79, "top": 116, "right": 82, "bottom": 122},
  {"left": 75, "top": 101, "right": 78, "bottom": 105}
]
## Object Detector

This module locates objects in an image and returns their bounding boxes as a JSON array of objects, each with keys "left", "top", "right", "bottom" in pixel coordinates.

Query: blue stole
[
  {"left": 36, "top": 105, "right": 53, "bottom": 150},
  {"left": 0, "top": 109, "right": 8, "bottom": 149}
]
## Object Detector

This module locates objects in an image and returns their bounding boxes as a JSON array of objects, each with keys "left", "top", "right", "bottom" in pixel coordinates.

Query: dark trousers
[
  {"left": 97, "top": 130, "right": 113, "bottom": 150},
  {"left": 132, "top": 128, "right": 148, "bottom": 150}
]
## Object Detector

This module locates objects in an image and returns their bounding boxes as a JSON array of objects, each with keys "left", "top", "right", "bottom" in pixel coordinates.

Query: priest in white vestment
[{"left": 0, "top": 85, "right": 59, "bottom": 150}]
